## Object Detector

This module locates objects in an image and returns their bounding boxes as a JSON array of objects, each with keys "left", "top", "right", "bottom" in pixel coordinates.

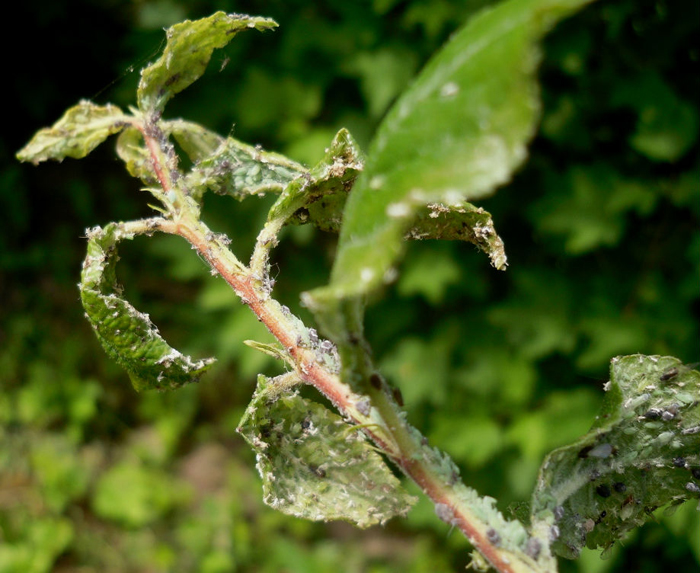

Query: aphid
[
  {"left": 525, "top": 538, "right": 542, "bottom": 560},
  {"left": 660, "top": 362, "right": 700, "bottom": 382},
  {"left": 308, "top": 464, "right": 326, "bottom": 478},
  {"left": 659, "top": 367, "right": 679, "bottom": 381},
  {"left": 691, "top": 468, "right": 700, "bottom": 480},
  {"left": 553, "top": 505, "right": 565, "bottom": 521},
  {"left": 435, "top": 503, "right": 456, "bottom": 525},
  {"left": 392, "top": 386, "right": 404, "bottom": 407},
  {"left": 356, "top": 397, "right": 371, "bottom": 417},
  {"left": 613, "top": 482, "right": 627, "bottom": 494},
  {"left": 643, "top": 408, "right": 663, "bottom": 420},
  {"left": 578, "top": 445, "right": 594, "bottom": 458},
  {"left": 486, "top": 528, "right": 501, "bottom": 546},
  {"left": 596, "top": 484, "right": 612, "bottom": 498},
  {"left": 672, "top": 457, "right": 687, "bottom": 468},
  {"left": 685, "top": 482, "right": 700, "bottom": 494},
  {"left": 588, "top": 443, "right": 615, "bottom": 458},
  {"left": 369, "top": 373, "right": 382, "bottom": 390}
]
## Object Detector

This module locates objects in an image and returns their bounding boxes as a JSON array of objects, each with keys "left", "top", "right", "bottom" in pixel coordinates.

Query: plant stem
[{"left": 139, "top": 122, "right": 552, "bottom": 573}]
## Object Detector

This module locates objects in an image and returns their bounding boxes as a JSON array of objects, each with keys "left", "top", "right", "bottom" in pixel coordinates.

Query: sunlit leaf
[
  {"left": 166, "top": 119, "right": 225, "bottom": 162},
  {"left": 308, "top": 0, "right": 592, "bottom": 309},
  {"left": 79, "top": 222, "right": 215, "bottom": 391},
  {"left": 237, "top": 375, "right": 416, "bottom": 527},
  {"left": 531, "top": 355, "right": 700, "bottom": 559},
  {"left": 137, "top": 12, "right": 277, "bottom": 114},
  {"left": 186, "top": 135, "right": 306, "bottom": 201},
  {"left": 116, "top": 126, "right": 157, "bottom": 184},
  {"left": 268, "top": 128, "right": 363, "bottom": 225},
  {"left": 16, "top": 101, "right": 128, "bottom": 165}
]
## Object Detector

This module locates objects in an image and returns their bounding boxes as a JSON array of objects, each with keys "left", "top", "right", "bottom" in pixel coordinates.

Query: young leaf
[
  {"left": 116, "top": 126, "right": 158, "bottom": 184},
  {"left": 166, "top": 119, "right": 225, "bottom": 163},
  {"left": 409, "top": 202, "right": 507, "bottom": 270},
  {"left": 80, "top": 222, "right": 215, "bottom": 391},
  {"left": 16, "top": 101, "right": 129, "bottom": 165},
  {"left": 309, "top": 0, "right": 593, "bottom": 304},
  {"left": 186, "top": 135, "right": 306, "bottom": 201},
  {"left": 530, "top": 355, "right": 700, "bottom": 559},
  {"left": 267, "top": 128, "right": 363, "bottom": 225},
  {"left": 137, "top": 12, "right": 277, "bottom": 114},
  {"left": 237, "top": 375, "right": 416, "bottom": 528}
]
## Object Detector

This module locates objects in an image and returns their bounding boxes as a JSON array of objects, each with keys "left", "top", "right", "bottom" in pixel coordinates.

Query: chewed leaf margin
[
  {"left": 80, "top": 221, "right": 215, "bottom": 391},
  {"left": 530, "top": 354, "right": 700, "bottom": 559}
]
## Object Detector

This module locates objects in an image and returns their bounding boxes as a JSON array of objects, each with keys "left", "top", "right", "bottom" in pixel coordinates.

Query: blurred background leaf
[{"left": 2, "top": 0, "right": 698, "bottom": 571}]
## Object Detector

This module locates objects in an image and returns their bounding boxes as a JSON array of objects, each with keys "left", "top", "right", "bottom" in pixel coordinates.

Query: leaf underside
[
  {"left": 531, "top": 355, "right": 700, "bottom": 559},
  {"left": 237, "top": 375, "right": 416, "bottom": 528},
  {"left": 79, "top": 223, "right": 215, "bottom": 391}
]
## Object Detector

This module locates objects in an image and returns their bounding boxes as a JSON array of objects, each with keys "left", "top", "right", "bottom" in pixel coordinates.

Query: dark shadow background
[{"left": 1, "top": 1, "right": 698, "bottom": 572}]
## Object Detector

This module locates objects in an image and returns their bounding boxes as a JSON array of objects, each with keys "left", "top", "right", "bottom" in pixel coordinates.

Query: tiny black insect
[
  {"left": 596, "top": 484, "right": 612, "bottom": 498},
  {"left": 659, "top": 367, "right": 679, "bottom": 381},
  {"left": 369, "top": 373, "right": 382, "bottom": 389},
  {"left": 613, "top": 482, "right": 626, "bottom": 494}
]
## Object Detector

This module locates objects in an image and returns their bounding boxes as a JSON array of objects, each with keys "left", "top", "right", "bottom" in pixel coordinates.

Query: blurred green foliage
[{"left": 2, "top": 0, "right": 697, "bottom": 571}]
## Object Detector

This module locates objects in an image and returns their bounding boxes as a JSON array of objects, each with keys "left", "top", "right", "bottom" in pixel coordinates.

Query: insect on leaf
[
  {"left": 79, "top": 222, "right": 215, "bottom": 391},
  {"left": 308, "top": 0, "right": 593, "bottom": 308},
  {"left": 137, "top": 12, "right": 277, "bottom": 114},
  {"left": 237, "top": 375, "right": 416, "bottom": 528},
  {"left": 531, "top": 355, "right": 700, "bottom": 559}
]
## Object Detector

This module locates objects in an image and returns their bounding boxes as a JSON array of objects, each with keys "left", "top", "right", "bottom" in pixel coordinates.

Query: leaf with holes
[
  {"left": 79, "top": 222, "right": 215, "bottom": 391},
  {"left": 237, "top": 375, "right": 416, "bottom": 527},
  {"left": 531, "top": 355, "right": 700, "bottom": 559}
]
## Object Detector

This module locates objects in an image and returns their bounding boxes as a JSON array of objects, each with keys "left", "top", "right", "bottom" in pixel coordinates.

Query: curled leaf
[
  {"left": 17, "top": 101, "right": 128, "bottom": 165},
  {"left": 268, "top": 128, "right": 363, "bottom": 225},
  {"left": 531, "top": 355, "right": 700, "bottom": 559},
  {"left": 137, "top": 12, "right": 277, "bottom": 113},
  {"left": 80, "top": 222, "right": 215, "bottom": 391},
  {"left": 237, "top": 375, "right": 416, "bottom": 527},
  {"left": 116, "top": 126, "right": 157, "bottom": 184},
  {"left": 307, "top": 0, "right": 592, "bottom": 309}
]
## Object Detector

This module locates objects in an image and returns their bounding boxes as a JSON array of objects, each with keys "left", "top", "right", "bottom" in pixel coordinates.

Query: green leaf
[
  {"left": 79, "top": 222, "right": 215, "bottom": 391},
  {"left": 137, "top": 12, "right": 277, "bottom": 114},
  {"left": 166, "top": 119, "right": 225, "bottom": 163},
  {"left": 116, "top": 126, "right": 158, "bottom": 184},
  {"left": 92, "top": 460, "right": 186, "bottom": 527},
  {"left": 531, "top": 355, "right": 700, "bottom": 559},
  {"left": 186, "top": 135, "right": 307, "bottom": 202},
  {"left": 268, "top": 128, "right": 363, "bottom": 225},
  {"left": 237, "top": 375, "right": 416, "bottom": 528},
  {"left": 16, "top": 100, "right": 128, "bottom": 164},
  {"left": 309, "top": 0, "right": 592, "bottom": 305},
  {"left": 408, "top": 202, "right": 507, "bottom": 270}
]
